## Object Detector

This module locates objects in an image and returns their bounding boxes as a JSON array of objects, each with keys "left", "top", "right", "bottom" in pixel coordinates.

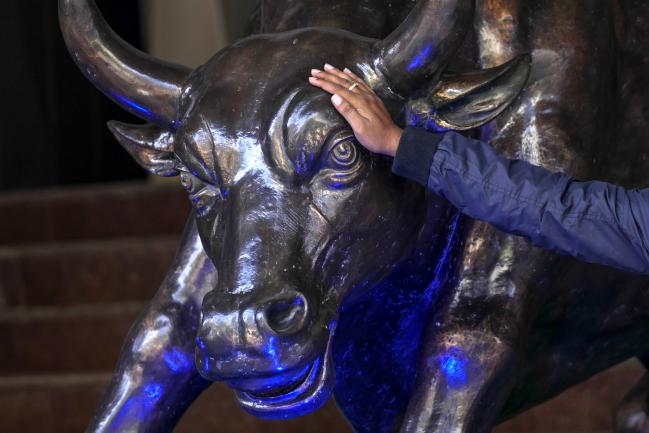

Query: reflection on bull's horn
[
  {"left": 58, "top": 0, "right": 191, "bottom": 128},
  {"left": 407, "top": 53, "right": 532, "bottom": 131},
  {"left": 373, "top": 0, "right": 474, "bottom": 96}
]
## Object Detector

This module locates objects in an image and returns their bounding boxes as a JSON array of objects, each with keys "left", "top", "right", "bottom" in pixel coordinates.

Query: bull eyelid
[
  {"left": 290, "top": 127, "right": 356, "bottom": 180},
  {"left": 307, "top": 129, "right": 366, "bottom": 190},
  {"left": 175, "top": 159, "right": 223, "bottom": 210},
  {"left": 324, "top": 133, "right": 363, "bottom": 171},
  {"left": 176, "top": 144, "right": 222, "bottom": 189},
  {"left": 317, "top": 128, "right": 356, "bottom": 166}
]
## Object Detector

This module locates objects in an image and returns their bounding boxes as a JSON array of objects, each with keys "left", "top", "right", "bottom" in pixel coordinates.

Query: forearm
[{"left": 393, "top": 127, "right": 649, "bottom": 274}]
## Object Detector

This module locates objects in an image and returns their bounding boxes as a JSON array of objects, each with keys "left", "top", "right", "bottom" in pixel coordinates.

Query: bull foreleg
[
  {"left": 86, "top": 216, "right": 217, "bottom": 433},
  {"left": 399, "top": 326, "right": 516, "bottom": 433},
  {"left": 398, "top": 218, "right": 533, "bottom": 433},
  {"left": 399, "top": 0, "right": 620, "bottom": 430}
]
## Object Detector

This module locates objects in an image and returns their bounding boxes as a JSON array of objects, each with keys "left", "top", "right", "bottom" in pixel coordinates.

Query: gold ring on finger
[{"left": 348, "top": 82, "right": 360, "bottom": 91}]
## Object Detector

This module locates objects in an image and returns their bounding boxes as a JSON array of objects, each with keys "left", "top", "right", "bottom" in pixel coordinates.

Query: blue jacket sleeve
[{"left": 392, "top": 126, "right": 649, "bottom": 275}]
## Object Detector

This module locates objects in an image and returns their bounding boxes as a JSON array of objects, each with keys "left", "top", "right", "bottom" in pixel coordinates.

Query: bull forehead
[{"left": 176, "top": 28, "right": 374, "bottom": 188}]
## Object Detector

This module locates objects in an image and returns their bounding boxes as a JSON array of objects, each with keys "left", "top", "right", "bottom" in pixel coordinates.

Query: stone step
[
  {"left": 0, "top": 181, "right": 190, "bottom": 245},
  {"left": 0, "top": 236, "right": 178, "bottom": 307},
  {"left": 0, "top": 361, "right": 642, "bottom": 433},
  {"left": 0, "top": 373, "right": 353, "bottom": 433},
  {"left": 0, "top": 373, "right": 112, "bottom": 433},
  {"left": 0, "top": 302, "right": 143, "bottom": 375}
]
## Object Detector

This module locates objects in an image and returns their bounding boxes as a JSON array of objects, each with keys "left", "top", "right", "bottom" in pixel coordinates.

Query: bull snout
[
  {"left": 193, "top": 179, "right": 331, "bottom": 383},
  {"left": 196, "top": 288, "right": 321, "bottom": 380}
]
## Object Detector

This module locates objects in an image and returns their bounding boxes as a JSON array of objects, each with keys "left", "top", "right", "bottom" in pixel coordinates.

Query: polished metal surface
[
  {"left": 373, "top": 0, "right": 474, "bottom": 95},
  {"left": 58, "top": 0, "right": 649, "bottom": 433},
  {"left": 59, "top": 0, "right": 191, "bottom": 128}
]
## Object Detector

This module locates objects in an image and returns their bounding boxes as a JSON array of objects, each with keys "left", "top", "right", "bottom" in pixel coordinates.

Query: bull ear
[
  {"left": 406, "top": 54, "right": 531, "bottom": 131},
  {"left": 107, "top": 121, "right": 180, "bottom": 177}
]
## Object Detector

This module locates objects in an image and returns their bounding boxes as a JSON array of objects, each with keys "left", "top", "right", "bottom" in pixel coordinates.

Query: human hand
[{"left": 309, "top": 64, "right": 403, "bottom": 157}]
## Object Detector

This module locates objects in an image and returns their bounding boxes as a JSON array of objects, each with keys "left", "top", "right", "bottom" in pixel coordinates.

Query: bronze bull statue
[{"left": 59, "top": 0, "right": 649, "bottom": 432}]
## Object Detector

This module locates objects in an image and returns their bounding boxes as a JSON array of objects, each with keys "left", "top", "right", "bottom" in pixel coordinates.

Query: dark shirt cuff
[{"left": 391, "top": 126, "right": 445, "bottom": 186}]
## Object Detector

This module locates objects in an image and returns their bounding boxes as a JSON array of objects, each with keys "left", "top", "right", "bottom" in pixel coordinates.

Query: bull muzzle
[{"left": 195, "top": 287, "right": 319, "bottom": 380}]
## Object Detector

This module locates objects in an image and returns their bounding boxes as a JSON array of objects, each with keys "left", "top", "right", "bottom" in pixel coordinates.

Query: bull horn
[
  {"left": 59, "top": 0, "right": 191, "bottom": 128},
  {"left": 373, "top": 0, "right": 474, "bottom": 96}
]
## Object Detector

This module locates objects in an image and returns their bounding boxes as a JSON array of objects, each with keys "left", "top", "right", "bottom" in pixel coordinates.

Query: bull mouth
[{"left": 233, "top": 333, "right": 334, "bottom": 420}]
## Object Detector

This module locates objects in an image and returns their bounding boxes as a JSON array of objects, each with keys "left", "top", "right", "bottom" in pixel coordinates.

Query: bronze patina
[{"left": 59, "top": 0, "right": 649, "bottom": 432}]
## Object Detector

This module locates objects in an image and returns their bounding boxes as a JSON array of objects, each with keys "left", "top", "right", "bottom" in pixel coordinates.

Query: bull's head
[{"left": 60, "top": 0, "right": 529, "bottom": 419}]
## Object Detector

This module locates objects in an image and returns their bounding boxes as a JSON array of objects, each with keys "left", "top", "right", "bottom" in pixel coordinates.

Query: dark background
[{"left": 0, "top": 0, "right": 145, "bottom": 191}]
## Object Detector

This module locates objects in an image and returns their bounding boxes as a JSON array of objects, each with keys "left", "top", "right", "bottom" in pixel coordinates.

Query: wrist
[{"left": 385, "top": 127, "right": 403, "bottom": 157}]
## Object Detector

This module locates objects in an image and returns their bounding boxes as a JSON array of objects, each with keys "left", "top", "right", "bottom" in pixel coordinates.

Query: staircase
[
  {"left": 0, "top": 182, "right": 183, "bottom": 432},
  {"left": 0, "top": 181, "right": 644, "bottom": 433}
]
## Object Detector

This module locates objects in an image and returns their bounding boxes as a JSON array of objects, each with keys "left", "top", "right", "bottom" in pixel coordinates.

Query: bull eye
[{"left": 330, "top": 139, "right": 358, "bottom": 168}]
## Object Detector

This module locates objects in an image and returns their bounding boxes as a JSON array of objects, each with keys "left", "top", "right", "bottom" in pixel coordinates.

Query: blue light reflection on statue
[
  {"left": 144, "top": 383, "right": 164, "bottom": 400},
  {"left": 109, "top": 383, "right": 165, "bottom": 431},
  {"left": 268, "top": 336, "right": 285, "bottom": 371},
  {"left": 333, "top": 213, "right": 463, "bottom": 433},
  {"left": 438, "top": 348, "right": 468, "bottom": 388},
  {"left": 112, "top": 93, "right": 155, "bottom": 121},
  {"left": 407, "top": 110, "right": 450, "bottom": 133},
  {"left": 164, "top": 347, "right": 193, "bottom": 373},
  {"left": 408, "top": 43, "right": 436, "bottom": 72}
]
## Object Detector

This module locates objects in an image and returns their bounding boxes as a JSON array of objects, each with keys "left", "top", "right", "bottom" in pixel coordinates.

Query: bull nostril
[{"left": 264, "top": 293, "right": 308, "bottom": 335}]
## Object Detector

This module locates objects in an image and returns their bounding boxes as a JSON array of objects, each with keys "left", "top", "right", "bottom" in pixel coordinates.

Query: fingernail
[
  {"left": 332, "top": 94, "right": 343, "bottom": 106},
  {"left": 311, "top": 68, "right": 321, "bottom": 75},
  {"left": 344, "top": 67, "right": 352, "bottom": 73},
  {"left": 324, "top": 63, "right": 334, "bottom": 71},
  {"left": 308, "top": 76, "right": 318, "bottom": 83}
]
